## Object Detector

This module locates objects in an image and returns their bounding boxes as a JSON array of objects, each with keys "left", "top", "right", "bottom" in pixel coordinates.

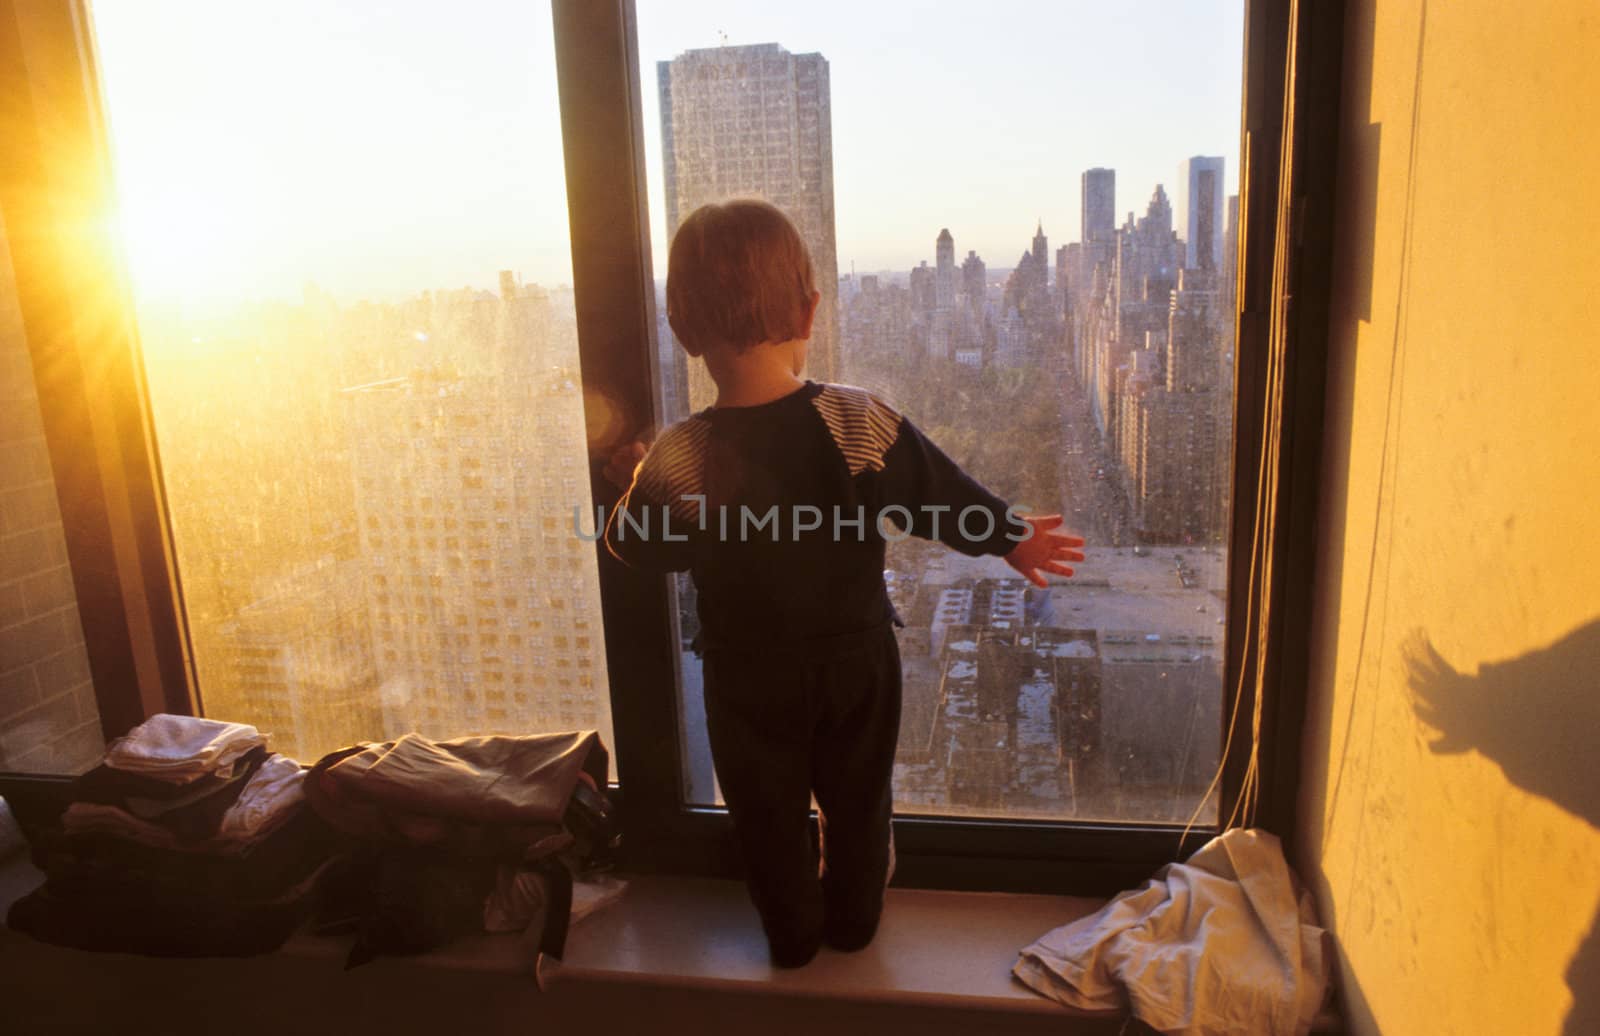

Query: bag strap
[{"left": 532, "top": 856, "right": 573, "bottom": 960}]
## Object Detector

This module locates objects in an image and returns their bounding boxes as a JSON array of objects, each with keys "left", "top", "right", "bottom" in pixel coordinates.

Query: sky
[{"left": 89, "top": 1, "right": 1243, "bottom": 306}]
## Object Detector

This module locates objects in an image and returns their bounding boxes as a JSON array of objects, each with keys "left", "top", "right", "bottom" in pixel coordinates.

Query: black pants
[{"left": 701, "top": 623, "right": 901, "bottom": 965}]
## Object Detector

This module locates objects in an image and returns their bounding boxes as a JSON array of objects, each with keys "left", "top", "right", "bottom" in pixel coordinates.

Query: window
[
  {"left": 638, "top": 4, "right": 1240, "bottom": 826},
  {"left": 565, "top": 0, "right": 1321, "bottom": 889},
  {"left": 3, "top": 0, "right": 1326, "bottom": 894},
  {"left": 72, "top": 0, "right": 614, "bottom": 766}
]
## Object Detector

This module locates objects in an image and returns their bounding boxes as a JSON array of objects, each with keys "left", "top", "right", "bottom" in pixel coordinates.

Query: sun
[{"left": 110, "top": 185, "right": 235, "bottom": 303}]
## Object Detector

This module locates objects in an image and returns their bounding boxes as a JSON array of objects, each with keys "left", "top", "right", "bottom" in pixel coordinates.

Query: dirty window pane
[
  {"left": 89, "top": 1, "right": 612, "bottom": 767},
  {"left": 640, "top": 2, "right": 1240, "bottom": 823}
]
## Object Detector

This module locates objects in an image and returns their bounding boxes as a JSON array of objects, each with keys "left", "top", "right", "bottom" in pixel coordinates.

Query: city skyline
[{"left": 90, "top": 0, "right": 1243, "bottom": 307}]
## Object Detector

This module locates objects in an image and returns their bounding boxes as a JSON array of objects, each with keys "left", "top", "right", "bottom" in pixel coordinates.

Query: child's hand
[
  {"left": 1004, "top": 514, "right": 1086, "bottom": 589},
  {"left": 602, "top": 440, "right": 648, "bottom": 491}
]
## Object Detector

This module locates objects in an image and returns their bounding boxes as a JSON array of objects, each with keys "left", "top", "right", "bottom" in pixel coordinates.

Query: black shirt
[{"left": 605, "top": 381, "right": 1023, "bottom": 650}]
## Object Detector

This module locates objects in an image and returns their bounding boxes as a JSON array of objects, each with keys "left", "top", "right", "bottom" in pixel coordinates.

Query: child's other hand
[
  {"left": 602, "top": 440, "right": 648, "bottom": 491},
  {"left": 1004, "top": 514, "right": 1086, "bottom": 589}
]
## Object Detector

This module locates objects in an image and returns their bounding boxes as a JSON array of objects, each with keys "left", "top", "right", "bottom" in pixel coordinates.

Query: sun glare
[
  {"left": 89, "top": 0, "right": 578, "bottom": 307},
  {"left": 111, "top": 185, "right": 236, "bottom": 304}
]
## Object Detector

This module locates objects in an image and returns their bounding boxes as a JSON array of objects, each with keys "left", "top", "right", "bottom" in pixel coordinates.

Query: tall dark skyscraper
[
  {"left": 1175, "top": 156, "right": 1225, "bottom": 270},
  {"left": 1081, "top": 167, "right": 1116, "bottom": 243},
  {"left": 657, "top": 43, "right": 839, "bottom": 409}
]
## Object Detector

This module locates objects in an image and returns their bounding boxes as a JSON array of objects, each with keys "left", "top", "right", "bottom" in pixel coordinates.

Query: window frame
[
  {"left": 0, "top": 0, "right": 1342, "bottom": 895},
  {"left": 554, "top": 0, "right": 1343, "bottom": 894},
  {"left": 0, "top": 0, "right": 194, "bottom": 739}
]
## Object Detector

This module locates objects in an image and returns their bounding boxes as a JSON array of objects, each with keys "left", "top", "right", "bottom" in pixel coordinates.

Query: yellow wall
[{"left": 1297, "top": 1, "right": 1600, "bottom": 1033}]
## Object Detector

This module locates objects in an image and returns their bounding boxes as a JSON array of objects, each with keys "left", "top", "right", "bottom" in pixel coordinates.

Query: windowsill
[
  {"left": 1, "top": 853, "right": 1339, "bottom": 1033},
  {"left": 552, "top": 872, "right": 1109, "bottom": 1013}
]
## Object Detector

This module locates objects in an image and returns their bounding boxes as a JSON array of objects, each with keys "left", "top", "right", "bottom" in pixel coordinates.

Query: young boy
[{"left": 604, "top": 199, "right": 1084, "bottom": 968}]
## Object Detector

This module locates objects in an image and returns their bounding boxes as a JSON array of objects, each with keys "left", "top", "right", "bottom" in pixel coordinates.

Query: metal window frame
[
  {"left": 1, "top": 0, "right": 1341, "bottom": 895},
  {"left": 1218, "top": 0, "right": 1345, "bottom": 848}
]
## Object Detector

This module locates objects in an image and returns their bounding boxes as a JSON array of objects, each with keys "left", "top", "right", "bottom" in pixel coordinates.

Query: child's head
[{"left": 666, "top": 199, "right": 819, "bottom": 360}]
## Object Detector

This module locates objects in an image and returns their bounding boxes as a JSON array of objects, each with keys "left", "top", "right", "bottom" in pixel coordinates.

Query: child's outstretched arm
[
  {"left": 867, "top": 398, "right": 1085, "bottom": 578},
  {"left": 813, "top": 384, "right": 1087, "bottom": 577},
  {"left": 872, "top": 411, "right": 1029, "bottom": 555}
]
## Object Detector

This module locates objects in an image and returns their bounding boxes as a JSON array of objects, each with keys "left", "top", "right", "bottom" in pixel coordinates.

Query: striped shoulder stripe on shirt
[
  {"left": 811, "top": 383, "right": 903, "bottom": 476},
  {"left": 634, "top": 416, "right": 711, "bottom": 524}
]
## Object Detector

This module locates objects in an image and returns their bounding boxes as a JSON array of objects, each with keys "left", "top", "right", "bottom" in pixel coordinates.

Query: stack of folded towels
[
  {"left": 64, "top": 715, "right": 296, "bottom": 848},
  {"left": 9, "top": 714, "right": 338, "bottom": 956}
]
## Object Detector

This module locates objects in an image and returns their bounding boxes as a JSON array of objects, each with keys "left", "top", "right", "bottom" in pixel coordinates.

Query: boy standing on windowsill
[{"left": 603, "top": 199, "right": 1085, "bottom": 968}]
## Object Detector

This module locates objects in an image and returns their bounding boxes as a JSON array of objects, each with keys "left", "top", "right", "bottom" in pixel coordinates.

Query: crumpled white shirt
[
  {"left": 104, "top": 714, "right": 267, "bottom": 782},
  {"left": 1014, "top": 828, "right": 1330, "bottom": 1036}
]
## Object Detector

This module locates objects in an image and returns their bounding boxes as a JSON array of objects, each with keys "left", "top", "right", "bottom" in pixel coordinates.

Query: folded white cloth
[
  {"left": 1014, "top": 828, "right": 1330, "bottom": 1036},
  {"left": 216, "top": 754, "right": 304, "bottom": 841},
  {"left": 104, "top": 714, "right": 267, "bottom": 783},
  {"left": 63, "top": 754, "right": 306, "bottom": 851}
]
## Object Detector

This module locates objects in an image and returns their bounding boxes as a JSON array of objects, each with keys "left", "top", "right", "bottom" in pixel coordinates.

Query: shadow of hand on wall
[
  {"left": 1404, "top": 621, "right": 1600, "bottom": 827},
  {"left": 1404, "top": 619, "right": 1600, "bottom": 1035}
]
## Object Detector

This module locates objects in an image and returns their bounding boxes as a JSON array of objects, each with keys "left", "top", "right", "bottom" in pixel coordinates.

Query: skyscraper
[
  {"left": 961, "top": 249, "right": 986, "bottom": 305},
  {"left": 1166, "top": 267, "right": 1219, "bottom": 394},
  {"left": 658, "top": 43, "right": 839, "bottom": 409},
  {"left": 1221, "top": 193, "right": 1240, "bottom": 312},
  {"left": 343, "top": 287, "right": 613, "bottom": 757},
  {"left": 1081, "top": 168, "right": 1116, "bottom": 243},
  {"left": 935, "top": 228, "right": 956, "bottom": 309},
  {"left": 1175, "top": 156, "right": 1226, "bottom": 270},
  {"left": 1031, "top": 221, "right": 1049, "bottom": 293},
  {"left": 909, "top": 260, "right": 936, "bottom": 313}
]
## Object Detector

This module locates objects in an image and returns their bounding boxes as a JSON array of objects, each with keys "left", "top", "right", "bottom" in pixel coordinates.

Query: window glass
[
  {"left": 1, "top": 216, "right": 104, "bottom": 775},
  {"left": 638, "top": 1, "right": 1241, "bottom": 823},
  {"left": 89, "top": 1, "right": 612, "bottom": 767}
]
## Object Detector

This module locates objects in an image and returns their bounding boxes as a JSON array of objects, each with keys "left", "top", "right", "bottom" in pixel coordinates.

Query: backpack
[{"left": 304, "top": 731, "right": 616, "bottom": 972}]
